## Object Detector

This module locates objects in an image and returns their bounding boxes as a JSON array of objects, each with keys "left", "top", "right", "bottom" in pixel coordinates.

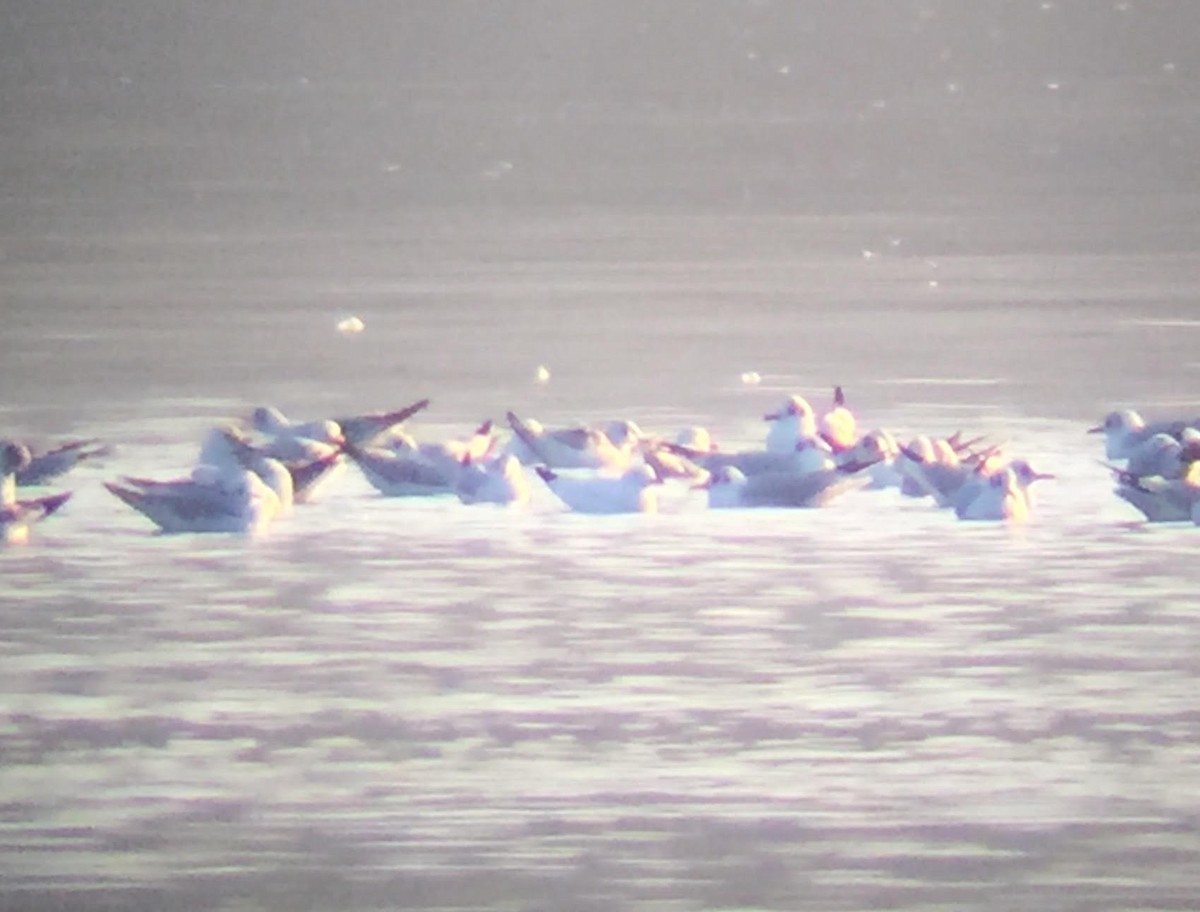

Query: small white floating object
[
  {"left": 741, "top": 371, "right": 762, "bottom": 386},
  {"left": 336, "top": 315, "right": 365, "bottom": 336},
  {"left": 535, "top": 364, "right": 551, "bottom": 384}
]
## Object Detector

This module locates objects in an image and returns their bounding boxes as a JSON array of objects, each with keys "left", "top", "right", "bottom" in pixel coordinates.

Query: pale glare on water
[{"left": 3, "top": 3, "right": 1200, "bottom": 910}]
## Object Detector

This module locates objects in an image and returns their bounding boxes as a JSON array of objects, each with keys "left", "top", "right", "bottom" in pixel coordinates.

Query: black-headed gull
[
  {"left": 955, "top": 467, "right": 1035, "bottom": 521},
  {"left": 534, "top": 464, "right": 662, "bottom": 514},
  {"left": 15, "top": 439, "right": 109, "bottom": 486},
  {"left": 896, "top": 435, "right": 998, "bottom": 503},
  {"left": 664, "top": 434, "right": 835, "bottom": 478},
  {"left": 506, "top": 412, "right": 634, "bottom": 471},
  {"left": 346, "top": 443, "right": 455, "bottom": 497},
  {"left": 818, "top": 386, "right": 858, "bottom": 453},
  {"left": 455, "top": 453, "right": 531, "bottom": 506},
  {"left": 697, "top": 463, "right": 869, "bottom": 509},
  {"left": 1088, "top": 409, "right": 1200, "bottom": 461},
  {"left": 105, "top": 465, "right": 281, "bottom": 534},
  {"left": 384, "top": 420, "right": 497, "bottom": 478},
  {"left": 953, "top": 459, "right": 1054, "bottom": 519},
  {"left": 1, "top": 442, "right": 72, "bottom": 543},
  {"left": 1108, "top": 459, "right": 1200, "bottom": 522},
  {"left": 763, "top": 395, "right": 817, "bottom": 454},
  {"left": 211, "top": 426, "right": 343, "bottom": 504},
  {"left": 249, "top": 406, "right": 345, "bottom": 446}
]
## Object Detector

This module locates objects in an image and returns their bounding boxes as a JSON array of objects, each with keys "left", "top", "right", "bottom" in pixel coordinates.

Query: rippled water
[
  {"left": 6, "top": 4, "right": 1200, "bottom": 906},
  {"left": 5, "top": 211, "right": 1200, "bottom": 911}
]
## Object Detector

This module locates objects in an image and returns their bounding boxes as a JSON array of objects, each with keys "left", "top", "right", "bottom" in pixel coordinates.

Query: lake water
[{"left": 4, "top": 3, "right": 1200, "bottom": 910}]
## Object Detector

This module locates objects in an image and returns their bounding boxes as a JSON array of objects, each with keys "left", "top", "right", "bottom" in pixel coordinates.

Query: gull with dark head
[
  {"left": 16, "top": 439, "right": 110, "bottom": 487},
  {"left": 1, "top": 442, "right": 73, "bottom": 543},
  {"left": 763, "top": 395, "right": 817, "bottom": 454},
  {"left": 1088, "top": 409, "right": 1200, "bottom": 461}
]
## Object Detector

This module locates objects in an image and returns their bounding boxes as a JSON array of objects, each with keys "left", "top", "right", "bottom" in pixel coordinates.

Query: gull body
[
  {"left": 347, "top": 444, "right": 455, "bottom": 497},
  {"left": 535, "top": 464, "right": 661, "bottom": 514},
  {"left": 700, "top": 464, "right": 869, "bottom": 509},
  {"left": 455, "top": 454, "right": 531, "bottom": 506},
  {"left": 1111, "top": 460, "right": 1200, "bottom": 522},
  {"left": 385, "top": 420, "right": 496, "bottom": 478},
  {"left": 16, "top": 439, "right": 109, "bottom": 486},
  {"left": 666, "top": 435, "right": 834, "bottom": 479},
  {"left": 955, "top": 468, "right": 1030, "bottom": 521},
  {"left": 507, "top": 412, "right": 633, "bottom": 471},
  {"left": 249, "top": 406, "right": 345, "bottom": 446},
  {"left": 1, "top": 442, "right": 73, "bottom": 543},
  {"left": 105, "top": 467, "right": 279, "bottom": 534}
]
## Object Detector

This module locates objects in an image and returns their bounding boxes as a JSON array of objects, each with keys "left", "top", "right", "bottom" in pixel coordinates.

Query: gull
[
  {"left": 105, "top": 466, "right": 281, "bottom": 534},
  {"left": 663, "top": 434, "right": 835, "bottom": 478},
  {"left": 15, "top": 439, "right": 109, "bottom": 486},
  {"left": 248, "top": 406, "right": 345, "bottom": 446},
  {"left": 697, "top": 463, "right": 870, "bottom": 509},
  {"left": 895, "top": 434, "right": 993, "bottom": 501},
  {"left": 1121, "top": 432, "right": 1186, "bottom": 479},
  {"left": 1109, "top": 459, "right": 1200, "bottom": 522},
  {"left": 1088, "top": 409, "right": 1199, "bottom": 461},
  {"left": 455, "top": 453, "right": 531, "bottom": 506},
  {"left": 763, "top": 395, "right": 817, "bottom": 454},
  {"left": 838, "top": 428, "right": 903, "bottom": 488},
  {"left": 601, "top": 419, "right": 645, "bottom": 452},
  {"left": 506, "top": 411, "right": 634, "bottom": 471},
  {"left": 534, "top": 464, "right": 662, "bottom": 514},
  {"left": 345, "top": 443, "right": 456, "bottom": 497},
  {"left": 898, "top": 439, "right": 1016, "bottom": 508},
  {"left": 500, "top": 415, "right": 546, "bottom": 465},
  {"left": 954, "top": 459, "right": 1054, "bottom": 518},
  {"left": 674, "top": 426, "right": 717, "bottom": 453},
  {"left": 198, "top": 425, "right": 341, "bottom": 504},
  {"left": 818, "top": 386, "right": 858, "bottom": 453},
  {"left": 619, "top": 425, "right": 718, "bottom": 482},
  {"left": 1, "top": 442, "right": 72, "bottom": 543},
  {"left": 835, "top": 429, "right": 902, "bottom": 480},
  {"left": 955, "top": 467, "right": 1034, "bottom": 521},
  {"left": 384, "top": 420, "right": 497, "bottom": 478}
]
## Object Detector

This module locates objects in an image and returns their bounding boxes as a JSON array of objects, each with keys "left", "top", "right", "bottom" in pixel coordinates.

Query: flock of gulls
[{"left": 1, "top": 390, "right": 1198, "bottom": 543}]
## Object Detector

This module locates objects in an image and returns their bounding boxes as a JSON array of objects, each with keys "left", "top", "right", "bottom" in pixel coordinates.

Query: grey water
[{"left": 4, "top": 2, "right": 1200, "bottom": 910}]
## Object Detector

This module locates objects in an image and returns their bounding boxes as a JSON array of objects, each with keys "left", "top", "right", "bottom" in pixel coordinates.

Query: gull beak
[{"left": 1086, "top": 425, "right": 1105, "bottom": 434}]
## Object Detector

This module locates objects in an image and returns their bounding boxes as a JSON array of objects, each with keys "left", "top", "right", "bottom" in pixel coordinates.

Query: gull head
[
  {"left": 250, "top": 406, "right": 290, "bottom": 434},
  {"left": 1008, "top": 459, "right": 1055, "bottom": 487},
  {"left": 604, "top": 419, "right": 644, "bottom": 449},
  {"left": 764, "top": 395, "right": 814, "bottom": 421},
  {"left": 1, "top": 441, "right": 32, "bottom": 475},
  {"left": 1088, "top": 409, "right": 1144, "bottom": 436}
]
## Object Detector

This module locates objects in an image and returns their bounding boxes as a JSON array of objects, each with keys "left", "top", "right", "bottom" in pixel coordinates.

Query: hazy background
[
  {"left": 4, "top": 0, "right": 1200, "bottom": 424},
  {"left": 3, "top": 1, "right": 1198, "bottom": 227}
]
